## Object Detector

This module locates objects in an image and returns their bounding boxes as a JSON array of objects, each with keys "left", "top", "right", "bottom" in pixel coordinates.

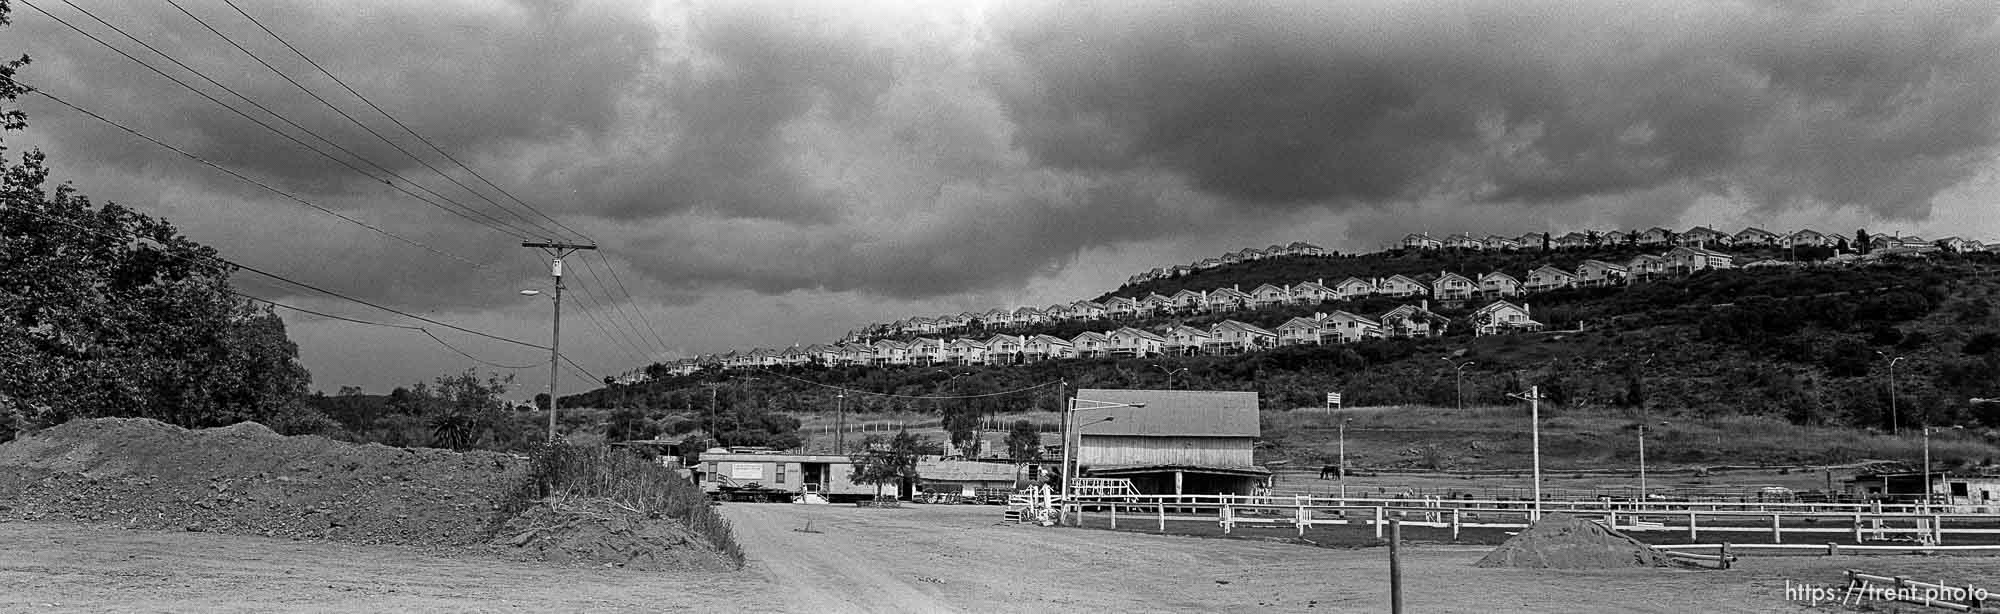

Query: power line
[
  {"left": 584, "top": 251, "right": 672, "bottom": 353},
  {"left": 14, "top": 83, "right": 488, "bottom": 269},
  {"left": 216, "top": 0, "right": 593, "bottom": 245},
  {"left": 165, "top": 0, "right": 573, "bottom": 243},
  {"left": 572, "top": 255, "right": 668, "bottom": 357},
  {"left": 229, "top": 290, "right": 543, "bottom": 370},
  {"left": 20, "top": 0, "right": 547, "bottom": 240}
]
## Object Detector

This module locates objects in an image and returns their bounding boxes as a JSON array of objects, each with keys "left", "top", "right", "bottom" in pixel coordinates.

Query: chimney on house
[
  {"left": 1318, "top": 278, "right": 1324, "bottom": 286},
  {"left": 1421, "top": 299, "right": 1429, "bottom": 312}
]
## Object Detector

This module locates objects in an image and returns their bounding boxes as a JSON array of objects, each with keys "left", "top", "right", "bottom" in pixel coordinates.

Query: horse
[{"left": 1319, "top": 464, "right": 1342, "bottom": 480}]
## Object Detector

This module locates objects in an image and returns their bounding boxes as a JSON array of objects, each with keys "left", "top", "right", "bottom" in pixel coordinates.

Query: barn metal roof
[{"left": 1072, "top": 389, "right": 1259, "bottom": 438}]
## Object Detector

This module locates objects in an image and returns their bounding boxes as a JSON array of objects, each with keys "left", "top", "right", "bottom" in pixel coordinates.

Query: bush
[
  {"left": 1965, "top": 331, "right": 2000, "bottom": 355},
  {"left": 502, "top": 441, "right": 744, "bottom": 567}
]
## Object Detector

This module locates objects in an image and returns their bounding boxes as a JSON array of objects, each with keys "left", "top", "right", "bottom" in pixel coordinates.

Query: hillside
[{"left": 570, "top": 249, "right": 2000, "bottom": 451}]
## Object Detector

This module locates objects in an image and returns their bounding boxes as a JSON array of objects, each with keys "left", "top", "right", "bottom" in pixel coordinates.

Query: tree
[
  {"left": 848, "top": 429, "right": 936, "bottom": 498},
  {"left": 1006, "top": 419, "right": 1041, "bottom": 461},
  {"left": 0, "top": 24, "right": 312, "bottom": 431},
  {"left": 1856, "top": 229, "right": 1872, "bottom": 254}
]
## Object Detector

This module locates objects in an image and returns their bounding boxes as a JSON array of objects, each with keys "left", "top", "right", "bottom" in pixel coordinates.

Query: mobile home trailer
[{"left": 696, "top": 449, "right": 894, "bottom": 503}]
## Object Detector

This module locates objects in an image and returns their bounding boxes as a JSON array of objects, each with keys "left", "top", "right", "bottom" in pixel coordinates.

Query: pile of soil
[
  {"left": 0, "top": 418, "right": 526, "bottom": 548},
  {"left": 0, "top": 418, "right": 738, "bottom": 570},
  {"left": 1474, "top": 514, "right": 1679, "bottom": 569},
  {"left": 488, "top": 495, "right": 734, "bottom": 572}
]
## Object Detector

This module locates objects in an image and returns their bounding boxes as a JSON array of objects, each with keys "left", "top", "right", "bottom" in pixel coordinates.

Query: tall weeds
[{"left": 497, "top": 441, "right": 744, "bottom": 567}]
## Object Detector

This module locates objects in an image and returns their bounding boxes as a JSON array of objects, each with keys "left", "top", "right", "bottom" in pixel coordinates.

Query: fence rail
[{"left": 1057, "top": 493, "right": 2000, "bottom": 546}]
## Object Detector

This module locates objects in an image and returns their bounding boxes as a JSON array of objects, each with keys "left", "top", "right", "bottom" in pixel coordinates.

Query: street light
[
  {"left": 1442, "top": 358, "right": 1475, "bottom": 410},
  {"left": 1152, "top": 364, "right": 1189, "bottom": 389},
  {"left": 1877, "top": 352, "right": 1904, "bottom": 435},
  {"left": 1506, "top": 386, "right": 1546, "bottom": 521},
  {"left": 1062, "top": 397, "right": 1145, "bottom": 525}
]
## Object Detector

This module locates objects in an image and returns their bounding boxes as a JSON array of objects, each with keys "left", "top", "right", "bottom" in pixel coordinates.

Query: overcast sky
[{"left": 7, "top": 0, "right": 1999, "bottom": 395}]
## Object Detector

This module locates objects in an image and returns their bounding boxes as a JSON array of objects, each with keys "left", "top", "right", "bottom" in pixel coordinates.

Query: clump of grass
[{"left": 497, "top": 441, "right": 744, "bottom": 567}]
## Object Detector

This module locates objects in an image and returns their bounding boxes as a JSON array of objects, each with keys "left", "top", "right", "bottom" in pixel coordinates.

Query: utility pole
[
  {"left": 1507, "top": 385, "right": 1546, "bottom": 521},
  {"left": 523, "top": 241, "right": 596, "bottom": 441},
  {"left": 836, "top": 391, "right": 846, "bottom": 454}
]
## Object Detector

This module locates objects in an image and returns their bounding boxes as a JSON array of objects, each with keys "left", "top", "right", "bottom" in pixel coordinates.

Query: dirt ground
[{"left": 9, "top": 503, "right": 2000, "bottom": 613}]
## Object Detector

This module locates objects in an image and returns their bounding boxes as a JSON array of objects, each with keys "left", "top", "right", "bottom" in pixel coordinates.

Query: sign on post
[{"left": 1326, "top": 392, "right": 1343, "bottom": 413}]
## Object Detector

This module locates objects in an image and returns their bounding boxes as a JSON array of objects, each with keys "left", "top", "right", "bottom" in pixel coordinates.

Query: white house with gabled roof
[
  {"left": 1471, "top": 300, "right": 1542, "bottom": 336},
  {"left": 1380, "top": 304, "right": 1447, "bottom": 338},
  {"left": 1071, "top": 331, "right": 1110, "bottom": 359},
  {"left": 1431, "top": 271, "right": 1477, "bottom": 301},
  {"left": 1334, "top": 277, "right": 1377, "bottom": 301},
  {"left": 1377, "top": 275, "right": 1427, "bottom": 298},
  {"left": 1250, "top": 283, "right": 1291, "bottom": 308},
  {"left": 1108, "top": 327, "right": 1165, "bottom": 358},
  {"left": 1022, "top": 334, "right": 1073, "bottom": 362},
  {"left": 1163, "top": 324, "right": 1211, "bottom": 356},
  {"left": 1575, "top": 259, "right": 1628, "bottom": 286},
  {"left": 1478, "top": 271, "right": 1521, "bottom": 297},
  {"left": 1318, "top": 310, "right": 1382, "bottom": 343},
  {"left": 1207, "top": 320, "right": 1277, "bottom": 354},
  {"left": 1291, "top": 279, "right": 1336, "bottom": 304},
  {"left": 1275, "top": 317, "right": 1326, "bottom": 346},
  {"left": 1206, "top": 286, "right": 1252, "bottom": 312},
  {"left": 1524, "top": 265, "right": 1578, "bottom": 292}
]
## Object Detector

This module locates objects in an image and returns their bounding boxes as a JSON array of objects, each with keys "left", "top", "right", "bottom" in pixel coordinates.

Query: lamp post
[
  {"left": 1877, "top": 352, "right": 1903, "bottom": 435},
  {"left": 1442, "top": 358, "right": 1475, "bottom": 410},
  {"left": 1506, "top": 386, "right": 1546, "bottom": 521},
  {"left": 835, "top": 391, "right": 846, "bottom": 454},
  {"left": 1062, "top": 397, "right": 1145, "bottom": 525},
  {"left": 1152, "top": 364, "right": 1189, "bottom": 389}
]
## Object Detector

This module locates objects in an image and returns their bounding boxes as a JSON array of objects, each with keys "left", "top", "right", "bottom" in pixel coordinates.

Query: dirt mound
[
  {"left": 0, "top": 417, "right": 526, "bottom": 549},
  {"left": 488, "top": 496, "right": 734, "bottom": 572},
  {"left": 1474, "top": 514, "right": 1678, "bottom": 569}
]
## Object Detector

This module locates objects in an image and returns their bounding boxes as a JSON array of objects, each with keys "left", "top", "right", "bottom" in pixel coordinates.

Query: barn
[{"left": 1071, "top": 389, "right": 1268, "bottom": 496}]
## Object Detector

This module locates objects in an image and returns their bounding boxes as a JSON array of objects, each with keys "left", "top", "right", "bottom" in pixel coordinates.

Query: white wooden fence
[{"left": 1057, "top": 494, "right": 2000, "bottom": 546}]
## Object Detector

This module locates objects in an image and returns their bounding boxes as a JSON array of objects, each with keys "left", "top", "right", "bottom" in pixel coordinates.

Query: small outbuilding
[
  {"left": 1072, "top": 389, "right": 1269, "bottom": 496},
  {"left": 1845, "top": 468, "right": 2000, "bottom": 513}
]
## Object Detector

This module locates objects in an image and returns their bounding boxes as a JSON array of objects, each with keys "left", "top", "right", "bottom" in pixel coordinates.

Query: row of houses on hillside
[
  {"left": 845, "top": 244, "right": 1734, "bottom": 344},
  {"left": 658, "top": 299, "right": 1543, "bottom": 377},
  {"left": 1401, "top": 226, "right": 1991, "bottom": 253},
  {"left": 1123, "top": 241, "right": 1328, "bottom": 287}
]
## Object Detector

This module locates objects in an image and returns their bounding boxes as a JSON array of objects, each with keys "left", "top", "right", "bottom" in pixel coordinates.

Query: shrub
[{"left": 500, "top": 441, "right": 744, "bottom": 567}]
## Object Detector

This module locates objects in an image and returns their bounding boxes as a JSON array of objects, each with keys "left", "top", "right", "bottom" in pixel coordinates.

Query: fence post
[
  {"left": 1721, "top": 542, "right": 1732, "bottom": 570},
  {"left": 1297, "top": 502, "right": 1309, "bottom": 537},
  {"left": 1772, "top": 514, "right": 1782, "bottom": 544},
  {"left": 1853, "top": 513, "right": 1863, "bottom": 543},
  {"left": 1608, "top": 510, "right": 1618, "bottom": 530},
  {"left": 1220, "top": 504, "right": 1233, "bottom": 534},
  {"left": 1111, "top": 503, "right": 1118, "bottom": 530},
  {"left": 1158, "top": 502, "right": 1166, "bottom": 532},
  {"left": 1451, "top": 509, "right": 1461, "bottom": 541},
  {"left": 1932, "top": 514, "right": 1942, "bottom": 546},
  {"left": 1827, "top": 542, "right": 1838, "bottom": 556},
  {"left": 1688, "top": 512, "right": 1698, "bottom": 541},
  {"left": 1375, "top": 506, "right": 1386, "bottom": 540}
]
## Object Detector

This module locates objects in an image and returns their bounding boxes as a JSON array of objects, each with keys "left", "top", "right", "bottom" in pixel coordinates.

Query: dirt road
[{"left": 8, "top": 505, "right": 1999, "bottom": 612}]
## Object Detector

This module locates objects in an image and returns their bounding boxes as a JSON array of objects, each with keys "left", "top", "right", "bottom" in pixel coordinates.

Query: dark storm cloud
[
  {"left": 16, "top": 0, "right": 655, "bottom": 204},
  {"left": 987, "top": 1, "right": 2000, "bottom": 217}
]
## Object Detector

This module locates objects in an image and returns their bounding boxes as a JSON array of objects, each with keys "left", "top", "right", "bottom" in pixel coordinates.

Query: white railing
[{"left": 1059, "top": 493, "right": 2000, "bottom": 546}]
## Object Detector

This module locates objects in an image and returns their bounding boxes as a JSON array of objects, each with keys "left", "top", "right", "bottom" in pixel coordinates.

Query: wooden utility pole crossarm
[{"left": 522, "top": 241, "right": 597, "bottom": 441}]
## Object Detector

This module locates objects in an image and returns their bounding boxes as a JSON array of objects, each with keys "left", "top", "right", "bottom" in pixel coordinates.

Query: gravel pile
[{"left": 1474, "top": 514, "right": 1680, "bottom": 569}]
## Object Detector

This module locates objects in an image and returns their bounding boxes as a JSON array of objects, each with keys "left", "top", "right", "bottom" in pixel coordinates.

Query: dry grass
[{"left": 498, "top": 441, "right": 744, "bottom": 567}]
